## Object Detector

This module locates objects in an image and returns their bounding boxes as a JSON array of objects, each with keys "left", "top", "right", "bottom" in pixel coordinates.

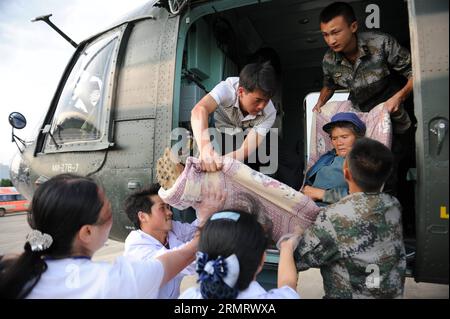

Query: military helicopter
[{"left": 8, "top": 0, "right": 448, "bottom": 286}]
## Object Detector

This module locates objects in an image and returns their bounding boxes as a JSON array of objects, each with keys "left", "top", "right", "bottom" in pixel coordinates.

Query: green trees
[{"left": 0, "top": 179, "right": 13, "bottom": 187}]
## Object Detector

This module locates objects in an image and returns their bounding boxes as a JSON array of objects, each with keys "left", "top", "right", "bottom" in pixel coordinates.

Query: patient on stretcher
[
  {"left": 155, "top": 101, "right": 392, "bottom": 242},
  {"left": 302, "top": 101, "right": 392, "bottom": 206}
]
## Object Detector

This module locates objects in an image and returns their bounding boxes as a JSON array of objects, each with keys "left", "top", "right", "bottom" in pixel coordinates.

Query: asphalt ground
[{"left": 1, "top": 213, "right": 448, "bottom": 299}]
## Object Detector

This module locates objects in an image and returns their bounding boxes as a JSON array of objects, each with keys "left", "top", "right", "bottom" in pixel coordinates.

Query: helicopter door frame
[
  {"left": 172, "top": 0, "right": 268, "bottom": 129},
  {"left": 407, "top": 0, "right": 449, "bottom": 284}
]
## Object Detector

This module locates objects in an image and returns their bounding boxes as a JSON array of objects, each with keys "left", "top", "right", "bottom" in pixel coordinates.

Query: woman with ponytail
[
  {"left": 179, "top": 205, "right": 300, "bottom": 299},
  {"left": 0, "top": 174, "right": 198, "bottom": 299}
]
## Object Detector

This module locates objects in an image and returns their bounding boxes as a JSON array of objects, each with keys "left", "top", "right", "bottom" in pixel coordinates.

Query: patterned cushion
[{"left": 159, "top": 157, "right": 320, "bottom": 242}]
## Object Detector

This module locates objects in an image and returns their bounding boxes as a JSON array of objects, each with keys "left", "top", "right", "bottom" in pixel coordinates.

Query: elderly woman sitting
[{"left": 301, "top": 112, "right": 366, "bottom": 206}]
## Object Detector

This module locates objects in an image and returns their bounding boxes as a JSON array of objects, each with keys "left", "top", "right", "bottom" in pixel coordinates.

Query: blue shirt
[
  {"left": 312, "top": 155, "right": 346, "bottom": 190},
  {"left": 304, "top": 150, "right": 349, "bottom": 206}
]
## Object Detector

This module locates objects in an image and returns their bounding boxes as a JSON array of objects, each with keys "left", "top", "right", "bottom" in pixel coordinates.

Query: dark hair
[
  {"left": 198, "top": 195, "right": 270, "bottom": 299},
  {"left": 320, "top": 2, "right": 356, "bottom": 25},
  {"left": 124, "top": 184, "right": 161, "bottom": 229},
  {"left": 0, "top": 174, "right": 104, "bottom": 299},
  {"left": 199, "top": 212, "right": 269, "bottom": 298},
  {"left": 248, "top": 47, "right": 282, "bottom": 76},
  {"left": 328, "top": 122, "right": 365, "bottom": 138},
  {"left": 239, "top": 61, "right": 277, "bottom": 98},
  {"left": 347, "top": 138, "right": 394, "bottom": 192}
]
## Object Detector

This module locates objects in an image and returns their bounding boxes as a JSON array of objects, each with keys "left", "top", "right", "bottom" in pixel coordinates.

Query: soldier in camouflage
[
  {"left": 294, "top": 138, "right": 406, "bottom": 298},
  {"left": 313, "top": 2, "right": 413, "bottom": 134}
]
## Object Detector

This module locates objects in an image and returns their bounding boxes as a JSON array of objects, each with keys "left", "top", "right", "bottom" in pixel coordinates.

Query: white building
[{"left": 0, "top": 164, "right": 10, "bottom": 180}]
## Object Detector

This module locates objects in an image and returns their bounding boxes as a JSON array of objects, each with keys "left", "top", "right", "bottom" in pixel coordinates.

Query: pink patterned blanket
[{"left": 159, "top": 157, "right": 320, "bottom": 242}]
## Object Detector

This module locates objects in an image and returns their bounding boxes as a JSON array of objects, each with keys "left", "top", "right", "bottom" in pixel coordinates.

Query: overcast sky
[{"left": 0, "top": 0, "right": 149, "bottom": 165}]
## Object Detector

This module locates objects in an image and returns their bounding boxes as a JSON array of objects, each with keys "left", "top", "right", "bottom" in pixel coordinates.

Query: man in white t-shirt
[
  {"left": 123, "top": 184, "right": 225, "bottom": 298},
  {"left": 191, "top": 61, "right": 278, "bottom": 172}
]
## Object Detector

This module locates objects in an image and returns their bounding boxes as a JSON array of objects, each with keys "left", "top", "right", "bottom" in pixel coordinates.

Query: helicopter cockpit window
[{"left": 48, "top": 31, "right": 120, "bottom": 146}]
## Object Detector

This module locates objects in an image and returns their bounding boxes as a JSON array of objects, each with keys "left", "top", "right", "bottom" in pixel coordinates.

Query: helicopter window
[{"left": 48, "top": 31, "right": 120, "bottom": 145}]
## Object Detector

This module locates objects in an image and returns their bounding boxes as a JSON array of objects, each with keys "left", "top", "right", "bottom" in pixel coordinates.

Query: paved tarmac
[{"left": 1, "top": 213, "right": 448, "bottom": 299}]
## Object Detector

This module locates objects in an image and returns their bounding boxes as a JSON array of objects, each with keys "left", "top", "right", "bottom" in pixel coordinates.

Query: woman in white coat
[
  {"left": 0, "top": 174, "right": 197, "bottom": 299},
  {"left": 179, "top": 197, "right": 300, "bottom": 299}
]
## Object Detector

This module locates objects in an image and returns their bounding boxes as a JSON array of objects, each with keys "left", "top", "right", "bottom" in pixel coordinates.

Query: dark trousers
[
  {"left": 384, "top": 125, "right": 416, "bottom": 237},
  {"left": 218, "top": 131, "right": 304, "bottom": 190},
  {"left": 219, "top": 132, "right": 270, "bottom": 172}
]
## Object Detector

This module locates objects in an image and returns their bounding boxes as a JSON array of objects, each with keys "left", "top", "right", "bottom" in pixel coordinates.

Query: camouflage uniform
[
  {"left": 294, "top": 192, "right": 406, "bottom": 299},
  {"left": 322, "top": 31, "right": 412, "bottom": 133}
]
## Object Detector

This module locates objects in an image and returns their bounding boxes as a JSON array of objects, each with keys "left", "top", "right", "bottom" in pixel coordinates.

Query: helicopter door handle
[{"left": 430, "top": 119, "right": 448, "bottom": 156}]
